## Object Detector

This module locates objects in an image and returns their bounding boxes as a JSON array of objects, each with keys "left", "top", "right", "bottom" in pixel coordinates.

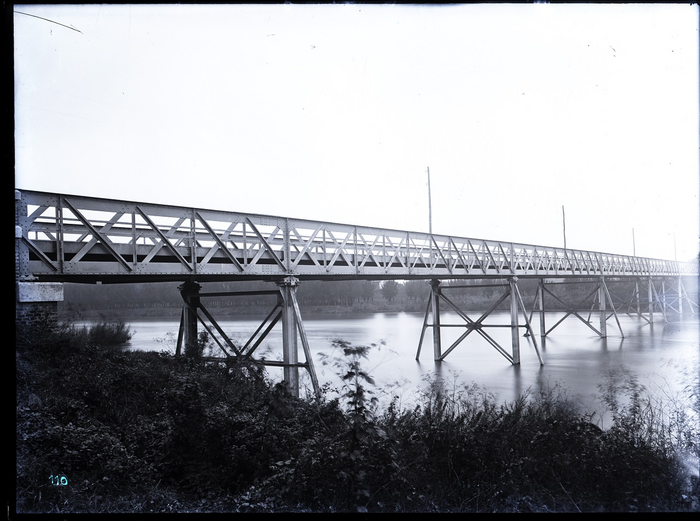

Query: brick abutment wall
[
  {"left": 15, "top": 281, "right": 64, "bottom": 340},
  {"left": 15, "top": 301, "right": 60, "bottom": 332}
]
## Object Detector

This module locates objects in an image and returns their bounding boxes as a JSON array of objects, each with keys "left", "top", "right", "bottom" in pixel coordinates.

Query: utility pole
[
  {"left": 632, "top": 228, "right": 636, "bottom": 256},
  {"left": 562, "top": 205, "right": 567, "bottom": 249},
  {"left": 427, "top": 166, "right": 433, "bottom": 235},
  {"left": 674, "top": 233, "right": 677, "bottom": 261}
]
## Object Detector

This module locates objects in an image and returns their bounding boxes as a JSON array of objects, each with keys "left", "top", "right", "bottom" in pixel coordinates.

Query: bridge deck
[{"left": 15, "top": 189, "right": 697, "bottom": 283}]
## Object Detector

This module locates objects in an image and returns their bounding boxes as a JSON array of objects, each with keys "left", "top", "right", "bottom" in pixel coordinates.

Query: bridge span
[{"left": 15, "top": 189, "right": 699, "bottom": 396}]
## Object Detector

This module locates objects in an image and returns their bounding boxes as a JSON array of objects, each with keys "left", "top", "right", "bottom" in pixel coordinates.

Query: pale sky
[{"left": 13, "top": 3, "right": 700, "bottom": 262}]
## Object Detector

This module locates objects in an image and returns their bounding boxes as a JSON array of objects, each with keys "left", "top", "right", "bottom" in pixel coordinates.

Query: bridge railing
[{"left": 15, "top": 189, "right": 697, "bottom": 281}]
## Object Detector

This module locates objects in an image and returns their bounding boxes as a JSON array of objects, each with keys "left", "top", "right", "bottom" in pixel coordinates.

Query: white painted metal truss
[{"left": 16, "top": 189, "right": 697, "bottom": 281}]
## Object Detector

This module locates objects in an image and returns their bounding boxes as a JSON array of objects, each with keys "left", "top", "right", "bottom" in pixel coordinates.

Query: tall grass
[{"left": 54, "top": 320, "right": 133, "bottom": 347}]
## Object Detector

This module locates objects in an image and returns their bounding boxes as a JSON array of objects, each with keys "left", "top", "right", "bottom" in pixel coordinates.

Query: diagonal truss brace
[
  {"left": 63, "top": 198, "right": 133, "bottom": 272},
  {"left": 195, "top": 212, "right": 245, "bottom": 272},
  {"left": 136, "top": 206, "right": 193, "bottom": 272}
]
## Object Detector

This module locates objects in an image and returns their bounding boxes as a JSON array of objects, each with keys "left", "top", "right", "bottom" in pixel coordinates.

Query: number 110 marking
[{"left": 49, "top": 475, "right": 68, "bottom": 486}]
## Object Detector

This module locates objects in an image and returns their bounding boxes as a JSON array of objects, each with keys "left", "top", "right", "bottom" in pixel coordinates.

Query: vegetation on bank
[{"left": 15, "top": 320, "right": 700, "bottom": 513}]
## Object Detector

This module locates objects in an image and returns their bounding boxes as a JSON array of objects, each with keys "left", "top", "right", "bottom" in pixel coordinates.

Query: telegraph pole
[
  {"left": 674, "top": 233, "right": 677, "bottom": 261},
  {"left": 427, "top": 166, "right": 433, "bottom": 235},
  {"left": 562, "top": 205, "right": 567, "bottom": 249}
]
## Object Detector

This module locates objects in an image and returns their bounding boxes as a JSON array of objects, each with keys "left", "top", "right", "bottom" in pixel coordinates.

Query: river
[{"left": 97, "top": 310, "right": 699, "bottom": 423}]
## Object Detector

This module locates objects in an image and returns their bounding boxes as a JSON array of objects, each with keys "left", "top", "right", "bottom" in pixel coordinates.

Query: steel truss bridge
[{"left": 15, "top": 189, "right": 699, "bottom": 396}]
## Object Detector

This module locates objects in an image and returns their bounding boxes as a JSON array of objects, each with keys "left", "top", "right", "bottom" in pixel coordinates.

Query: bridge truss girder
[{"left": 16, "top": 189, "right": 696, "bottom": 283}]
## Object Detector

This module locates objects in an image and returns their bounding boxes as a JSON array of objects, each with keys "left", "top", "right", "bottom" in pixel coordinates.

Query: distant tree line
[
  {"left": 297, "top": 280, "right": 377, "bottom": 306},
  {"left": 59, "top": 277, "right": 680, "bottom": 318}
]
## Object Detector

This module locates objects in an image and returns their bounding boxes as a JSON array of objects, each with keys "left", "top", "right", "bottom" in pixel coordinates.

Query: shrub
[{"left": 88, "top": 321, "right": 133, "bottom": 346}]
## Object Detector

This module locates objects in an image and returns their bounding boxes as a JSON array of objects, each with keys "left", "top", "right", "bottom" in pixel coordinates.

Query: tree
[
  {"left": 359, "top": 281, "right": 377, "bottom": 303},
  {"left": 404, "top": 280, "right": 428, "bottom": 302},
  {"left": 380, "top": 280, "right": 399, "bottom": 302}
]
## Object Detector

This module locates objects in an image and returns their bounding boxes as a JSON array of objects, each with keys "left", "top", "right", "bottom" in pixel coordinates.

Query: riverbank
[{"left": 16, "top": 321, "right": 700, "bottom": 513}]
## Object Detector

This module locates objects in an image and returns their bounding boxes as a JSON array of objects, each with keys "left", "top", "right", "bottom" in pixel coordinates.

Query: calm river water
[{"left": 105, "top": 310, "right": 698, "bottom": 422}]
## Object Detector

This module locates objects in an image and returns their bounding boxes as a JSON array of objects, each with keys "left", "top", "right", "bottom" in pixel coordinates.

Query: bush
[{"left": 88, "top": 321, "right": 133, "bottom": 346}]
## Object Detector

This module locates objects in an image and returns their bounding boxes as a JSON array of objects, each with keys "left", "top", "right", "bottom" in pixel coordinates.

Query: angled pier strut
[
  {"left": 416, "top": 277, "right": 542, "bottom": 365},
  {"left": 175, "top": 278, "right": 319, "bottom": 398}
]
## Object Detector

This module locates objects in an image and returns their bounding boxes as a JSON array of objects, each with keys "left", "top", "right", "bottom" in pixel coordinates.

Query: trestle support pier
[
  {"left": 416, "top": 277, "right": 543, "bottom": 366},
  {"left": 175, "top": 277, "right": 319, "bottom": 398}
]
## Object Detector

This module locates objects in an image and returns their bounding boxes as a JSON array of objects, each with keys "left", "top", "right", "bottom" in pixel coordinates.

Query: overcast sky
[{"left": 13, "top": 3, "right": 700, "bottom": 262}]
